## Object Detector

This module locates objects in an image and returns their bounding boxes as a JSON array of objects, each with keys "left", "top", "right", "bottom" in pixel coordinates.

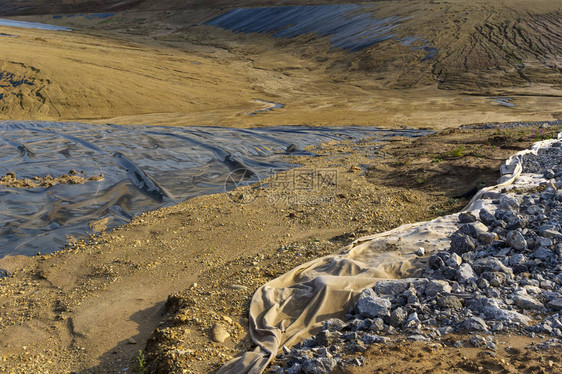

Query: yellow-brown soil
[
  {"left": 0, "top": 0, "right": 560, "bottom": 129},
  {"left": 341, "top": 337, "right": 561, "bottom": 374},
  {"left": 0, "top": 171, "right": 103, "bottom": 188}
]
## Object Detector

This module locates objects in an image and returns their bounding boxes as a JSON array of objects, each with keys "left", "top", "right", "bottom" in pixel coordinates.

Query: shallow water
[
  {"left": 0, "top": 18, "right": 71, "bottom": 31},
  {"left": 249, "top": 100, "right": 285, "bottom": 116},
  {"left": 489, "top": 97, "right": 516, "bottom": 108},
  {"left": 0, "top": 122, "right": 431, "bottom": 257}
]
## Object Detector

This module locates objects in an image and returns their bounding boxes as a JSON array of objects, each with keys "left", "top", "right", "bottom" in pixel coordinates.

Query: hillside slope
[{"left": 0, "top": 0, "right": 560, "bottom": 127}]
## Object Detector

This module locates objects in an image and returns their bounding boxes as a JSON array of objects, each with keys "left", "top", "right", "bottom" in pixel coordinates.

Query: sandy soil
[
  {"left": 341, "top": 336, "right": 561, "bottom": 374},
  {"left": 0, "top": 0, "right": 560, "bottom": 129},
  {"left": 0, "top": 171, "right": 103, "bottom": 188},
  {"left": 1, "top": 125, "right": 560, "bottom": 373}
]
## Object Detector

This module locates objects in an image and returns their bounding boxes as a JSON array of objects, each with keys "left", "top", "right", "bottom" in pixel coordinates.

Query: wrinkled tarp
[
  {"left": 206, "top": 5, "right": 402, "bottom": 52},
  {"left": 0, "top": 121, "right": 430, "bottom": 257},
  {"left": 218, "top": 134, "right": 562, "bottom": 374},
  {"left": 206, "top": 5, "right": 437, "bottom": 58}
]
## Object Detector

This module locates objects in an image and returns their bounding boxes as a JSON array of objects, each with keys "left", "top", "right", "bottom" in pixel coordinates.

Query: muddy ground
[{"left": 1, "top": 125, "right": 561, "bottom": 373}]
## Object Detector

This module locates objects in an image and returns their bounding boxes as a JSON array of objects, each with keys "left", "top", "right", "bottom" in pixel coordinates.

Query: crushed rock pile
[{"left": 270, "top": 140, "right": 562, "bottom": 374}]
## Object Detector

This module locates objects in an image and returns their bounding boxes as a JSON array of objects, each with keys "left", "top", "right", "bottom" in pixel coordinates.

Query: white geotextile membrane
[{"left": 218, "top": 134, "right": 562, "bottom": 374}]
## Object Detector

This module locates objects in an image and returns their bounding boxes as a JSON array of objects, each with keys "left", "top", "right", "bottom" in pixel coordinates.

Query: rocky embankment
[{"left": 271, "top": 139, "right": 562, "bottom": 373}]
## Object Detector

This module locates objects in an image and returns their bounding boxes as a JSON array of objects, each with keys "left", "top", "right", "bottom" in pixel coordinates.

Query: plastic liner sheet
[
  {"left": 205, "top": 5, "right": 439, "bottom": 58},
  {"left": 0, "top": 121, "right": 430, "bottom": 257},
  {"left": 206, "top": 4, "right": 404, "bottom": 51},
  {"left": 0, "top": 18, "right": 70, "bottom": 31}
]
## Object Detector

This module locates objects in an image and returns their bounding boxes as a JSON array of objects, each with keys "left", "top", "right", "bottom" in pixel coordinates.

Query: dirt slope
[
  {"left": 340, "top": 1, "right": 562, "bottom": 91},
  {"left": 0, "top": 0, "right": 560, "bottom": 128},
  {"left": 0, "top": 0, "right": 143, "bottom": 16}
]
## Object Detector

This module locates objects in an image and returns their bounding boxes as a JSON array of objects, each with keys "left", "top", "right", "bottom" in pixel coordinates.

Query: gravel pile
[{"left": 269, "top": 139, "right": 562, "bottom": 374}]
